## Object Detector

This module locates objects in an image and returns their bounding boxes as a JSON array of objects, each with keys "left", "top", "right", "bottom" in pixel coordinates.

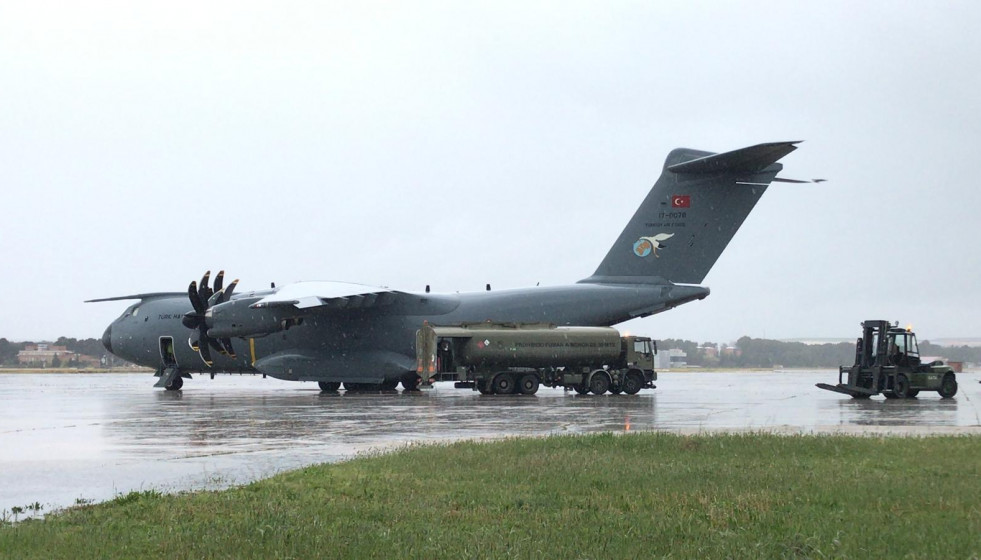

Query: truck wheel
[
  {"left": 609, "top": 381, "right": 623, "bottom": 395},
  {"left": 573, "top": 384, "right": 589, "bottom": 395},
  {"left": 938, "top": 373, "right": 958, "bottom": 398},
  {"left": 623, "top": 371, "right": 644, "bottom": 395},
  {"left": 492, "top": 373, "right": 516, "bottom": 395},
  {"left": 477, "top": 382, "right": 494, "bottom": 395},
  {"left": 589, "top": 372, "right": 610, "bottom": 395},
  {"left": 318, "top": 381, "right": 340, "bottom": 392},
  {"left": 906, "top": 389, "right": 919, "bottom": 397},
  {"left": 518, "top": 374, "right": 540, "bottom": 395},
  {"left": 894, "top": 374, "right": 910, "bottom": 398}
]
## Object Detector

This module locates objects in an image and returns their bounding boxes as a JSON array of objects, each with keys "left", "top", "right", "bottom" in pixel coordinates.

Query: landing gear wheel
[
  {"left": 318, "top": 381, "right": 340, "bottom": 392},
  {"left": 166, "top": 376, "right": 183, "bottom": 391},
  {"left": 623, "top": 371, "right": 644, "bottom": 395},
  {"left": 939, "top": 373, "right": 958, "bottom": 398},
  {"left": 589, "top": 372, "right": 610, "bottom": 395},
  {"left": 401, "top": 375, "right": 421, "bottom": 391},
  {"left": 380, "top": 380, "right": 399, "bottom": 391},
  {"left": 894, "top": 374, "right": 910, "bottom": 398},
  {"left": 907, "top": 389, "right": 920, "bottom": 397},
  {"left": 573, "top": 384, "right": 589, "bottom": 395},
  {"left": 491, "top": 373, "right": 516, "bottom": 395},
  {"left": 883, "top": 392, "right": 899, "bottom": 399},
  {"left": 851, "top": 393, "right": 871, "bottom": 400},
  {"left": 518, "top": 374, "right": 540, "bottom": 395}
]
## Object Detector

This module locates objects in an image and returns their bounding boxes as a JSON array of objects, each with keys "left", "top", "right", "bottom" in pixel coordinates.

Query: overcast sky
[{"left": 2, "top": 1, "right": 979, "bottom": 344}]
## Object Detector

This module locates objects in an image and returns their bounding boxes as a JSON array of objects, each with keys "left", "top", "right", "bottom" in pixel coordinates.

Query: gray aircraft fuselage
[
  {"left": 102, "top": 282, "right": 709, "bottom": 383},
  {"left": 95, "top": 141, "right": 803, "bottom": 388}
]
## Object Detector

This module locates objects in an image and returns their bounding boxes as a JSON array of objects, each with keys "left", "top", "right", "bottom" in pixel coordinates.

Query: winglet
[{"left": 667, "top": 141, "right": 801, "bottom": 175}]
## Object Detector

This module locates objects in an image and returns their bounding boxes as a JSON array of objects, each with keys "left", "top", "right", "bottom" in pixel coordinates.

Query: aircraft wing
[
  {"left": 85, "top": 292, "right": 187, "bottom": 303},
  {"left": 248, "top": 281, "right": 403, "bottom": 310}
]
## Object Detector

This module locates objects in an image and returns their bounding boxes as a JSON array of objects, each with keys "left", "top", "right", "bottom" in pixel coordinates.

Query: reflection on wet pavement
[{"left": 1, "top": 370, "right": 978, "bottom": 513}]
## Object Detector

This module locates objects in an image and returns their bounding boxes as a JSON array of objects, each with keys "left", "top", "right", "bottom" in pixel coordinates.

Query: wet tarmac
[{"left": 2, "top": 369, "right": 979, "bottom": 515}]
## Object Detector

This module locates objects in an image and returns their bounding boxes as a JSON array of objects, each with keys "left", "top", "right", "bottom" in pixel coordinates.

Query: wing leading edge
[{"left": 249, "top": 281, "right": 399, "bottom": 309}]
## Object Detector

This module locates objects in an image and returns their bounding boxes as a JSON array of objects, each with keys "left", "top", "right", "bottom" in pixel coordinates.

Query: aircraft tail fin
[{"left": 581, "top": 141, "right": 800, "bottom": 286}]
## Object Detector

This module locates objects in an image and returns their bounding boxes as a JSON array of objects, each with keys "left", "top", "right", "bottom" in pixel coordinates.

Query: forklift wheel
[
  {"left": 938, "top": 373, "right": 958, "bottom": 399},
  {"left": 894, "top": 374, "right": 910, "bottom": 398}
]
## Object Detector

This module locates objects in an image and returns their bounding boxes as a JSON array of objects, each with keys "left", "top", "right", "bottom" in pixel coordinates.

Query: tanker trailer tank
[{"left": 416, "top": 322, "right": 657, "bottom": 396}]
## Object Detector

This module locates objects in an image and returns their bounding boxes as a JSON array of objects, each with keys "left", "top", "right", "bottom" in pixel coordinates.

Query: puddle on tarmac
[{"left": 1, "top": 370, "right": 978, "bottom": 514}]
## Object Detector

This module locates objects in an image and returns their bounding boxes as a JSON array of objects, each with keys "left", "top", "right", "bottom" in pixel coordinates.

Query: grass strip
[{"left": 2, "top": 432, "right": 980, "bottom": 559}]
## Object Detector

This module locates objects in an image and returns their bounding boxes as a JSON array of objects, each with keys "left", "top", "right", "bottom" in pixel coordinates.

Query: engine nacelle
[{"left": 206, "top": 297, "right": 295, "bottom": 338}]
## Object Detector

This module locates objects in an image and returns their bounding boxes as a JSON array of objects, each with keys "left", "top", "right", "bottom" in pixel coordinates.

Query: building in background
[
  {"left": 16, "top": 344, "right": 98, "bottom": 367},
  {"left": 655, "top": 348, "right": 687, "bottom": 369}
]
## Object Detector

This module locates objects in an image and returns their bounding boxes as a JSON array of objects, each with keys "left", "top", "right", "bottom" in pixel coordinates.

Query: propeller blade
[
  {"left": 188, "top": 329, "right": 201, "bottom": 351},
  {"left": 188, "top": 281, "right": 205, "bottom": 314},
  {"left": 213, "top": 270, "right": 224, "bottom": 294},
  {"left": 198, "top": 337, "right": 213, "bottom": 367},
  {"left": 199, "top": 271, "right": 213, "bottom": 303},
  {"left": 222, "top": 279, "right": 239, "bottom": 303},
  {"left": 220, "top": 337, "right": 236, "bottom": 358},
  {"left": 182, "top": 312, "right": 201, "bottom": 329},
  {"left": 208, "top": 336, "right": 225, "bottom": 356}
]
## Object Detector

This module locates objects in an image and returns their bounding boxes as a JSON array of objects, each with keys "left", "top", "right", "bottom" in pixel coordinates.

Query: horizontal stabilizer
[{"left": 667, "top": 141, "right": 800, "bottom": 175}]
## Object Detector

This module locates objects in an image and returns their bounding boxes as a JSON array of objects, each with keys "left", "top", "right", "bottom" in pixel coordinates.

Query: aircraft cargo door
[{"left": 159, "top": 337, "right": 178, "bottom": 367}]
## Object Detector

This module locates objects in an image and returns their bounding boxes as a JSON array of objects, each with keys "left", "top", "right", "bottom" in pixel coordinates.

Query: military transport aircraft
[{"left": 90, "top": 141, "right": 806, "bottom": 391}]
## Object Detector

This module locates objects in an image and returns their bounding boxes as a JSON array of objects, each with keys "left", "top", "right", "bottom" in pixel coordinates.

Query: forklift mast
[{"left": 856, "top": 320, "right": 890, "bottom": 367}]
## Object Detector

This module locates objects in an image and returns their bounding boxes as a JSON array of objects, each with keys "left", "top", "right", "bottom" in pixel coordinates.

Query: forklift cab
[
  {"left": 886, "top": 329, "right": 920, "bottom": 368},
  {"left": 855, "top": 321, "right": 920, "bottom": 369}
]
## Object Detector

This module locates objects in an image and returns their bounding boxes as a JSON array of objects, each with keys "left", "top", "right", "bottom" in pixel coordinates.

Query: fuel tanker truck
[{"left": 415, "top": 321, "right": 657, "bottom": 395}]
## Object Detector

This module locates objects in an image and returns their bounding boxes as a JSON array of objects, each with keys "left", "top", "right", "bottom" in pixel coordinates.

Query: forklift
[{"left": 817, "top": 320, "right": 958, "bottom": 399}]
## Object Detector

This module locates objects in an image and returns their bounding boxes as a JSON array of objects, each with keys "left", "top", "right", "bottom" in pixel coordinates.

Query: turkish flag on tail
[{"left": 671, "top": 195, "right": 690, "bottom": 208}]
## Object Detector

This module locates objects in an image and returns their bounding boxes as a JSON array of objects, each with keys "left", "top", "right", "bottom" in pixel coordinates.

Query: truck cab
[{"left": 623, "top": 336, "right": 656, "bottom": 376}]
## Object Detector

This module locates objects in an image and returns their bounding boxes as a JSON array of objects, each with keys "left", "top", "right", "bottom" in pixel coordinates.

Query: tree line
[{"left": 1, "top": 335, "right": 978, "bottom": 368}]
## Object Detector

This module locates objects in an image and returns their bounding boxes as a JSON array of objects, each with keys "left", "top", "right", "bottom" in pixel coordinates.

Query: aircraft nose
[{"left": 101, "top": 325, "right": 113, "bottom": 354}]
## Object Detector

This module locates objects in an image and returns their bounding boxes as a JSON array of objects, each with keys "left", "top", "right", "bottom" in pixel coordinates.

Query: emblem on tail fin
[{"left": 632, "top": 233, "right": 674, "bottom": 258}]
